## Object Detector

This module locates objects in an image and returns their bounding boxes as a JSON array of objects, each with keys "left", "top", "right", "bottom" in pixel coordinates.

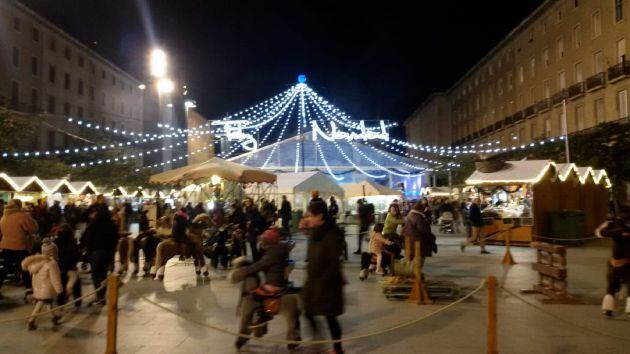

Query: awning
[
  {"left": 150, "top": 157, "right": 277, "bottom": 185},
  {"left": 340, "top": 180, "right": 402, "bottom": 198}
]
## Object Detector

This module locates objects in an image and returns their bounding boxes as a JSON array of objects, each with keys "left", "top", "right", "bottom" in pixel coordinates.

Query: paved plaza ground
[{"left": 0, "top": 226, "right": 629, "bottom": 354}]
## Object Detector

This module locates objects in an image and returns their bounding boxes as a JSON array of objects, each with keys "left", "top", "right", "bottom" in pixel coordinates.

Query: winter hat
[
  {"left": 261, "top": 227, "right": 281, "bottom": 246},
  {"left": 41, "top": 238, "right": 58, "bottom": 260}
]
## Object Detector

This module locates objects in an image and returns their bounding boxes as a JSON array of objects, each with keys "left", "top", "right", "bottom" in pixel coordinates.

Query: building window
[
  {"left": 615, "top": 0, "right": 623, "bottom": 22},
  {"left": 619, "top": 90, "right": 629, "bottom": 118},
  {"left": 542, "top": 48, "right": 550, "bottom": 67},
  {"left": 31, "top": 88, "right": 39, "bottom": 111},
  {"left": 617, "top": 38, "right": 627, "bottom": 63},
  {"left": 64, "top": 73, "right": 71, "bottom": 90},
  {"left": 47, "top": 95, "right": 56, "bottom": 114},
  {"left": 77, "top": 79, "right": 84, "bottom": 96},
  {"left": 594, "top": 51, "right": 604, "bottom": 73},
  {"left": 574, "top": 61, "right": 583, "bottom": 82},
  {"left": 49, "top": 65, "right": 56, "bottom": 83},
  {"left": 556, "top": 37, "right": 564, "bottom": 58},
  {"left": 575, "top": 105, "right": 585, "bottom": 131},
  {"left": 31, "top": 57, "right": 38, "bottom": 76},
  {"left": 10, "top": 81, "right": 19, "bottom": 108},
  {"left": 13, "top": 17, "right": 20, "bottom": 31},
  {"left": 573, "top": 25, "right": 582, "bottom": 48},
  {"left": 48, "top": 131, "right": 57, "bottom": 149},
  {"left": 507, "top": 73, "right": 513, "bottom": 90},
  {"left": 89, "top": 86, "right": 95, "bottom": 100},
  {"left": 543, "top": 79, "right": 551, "bottom": 98},
  {"left": 594, "top": 97, "right": 605, "bottom": 123},
  {"left": 112, "top": 76, "right": 116, "bottom": 86},
  {"left": 498, "top": 78, "right": 504, "bottom": 95},
  {"left": 529, "top": 86, "right": 536, "bottom": 104},
  {"left": 63, "top": 102, "right": 71, "bottom": 116},
  {"left": 592, "top": 10, "right": 601, "bottom": 37},
  {"left": 102, "top": 70, "right": 106, "bottom": 79},
  {"left": 556, "top": 8, "right": 562, "bottom": 23},
  {"left": 574, "top": 0, "right": 579, "bottom": 8},
  {"left": 32, "top": 28, "right": 40, "bottom": 42},
  {"left": 531, "top": 122, "right": 538, "bottom": 139},
  {"left": 49, "top": 38, "right": 56, "bottom": 52},
  {"left": 544, "top": 118, "right": 552, "bottom": 137},
  {"left": 89, "top": 62, "right": 95, "bottom": 74},
  {"left": 558, "top": 71, "right": 566, "bottom": 89},
  {"left": 64, "top": 46, "right": 71, "bottom": 60},
  {"left": 12, "top": 47, "right": 19, "bottom": 67},
  {"left": 529, "top": 57, "right": 536, "bottom": 77},
  {"left": 78, "top": 55, "right": 84, "bottom": 67},
  {"left": 101, "top": 92, "right": 106, "bottom": 106},
  {"left": 77, "top": 106, "right": 84, "bottom": 118}
]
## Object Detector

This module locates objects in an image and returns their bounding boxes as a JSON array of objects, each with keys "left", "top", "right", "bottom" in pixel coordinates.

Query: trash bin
[{"left": 549, "top": 210, "right": 586, "bottom": 240}]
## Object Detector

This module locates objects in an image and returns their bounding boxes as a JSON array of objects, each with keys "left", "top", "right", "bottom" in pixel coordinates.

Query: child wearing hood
[{"left": 21, "top": 238, "right": 63, "bottom": 330}]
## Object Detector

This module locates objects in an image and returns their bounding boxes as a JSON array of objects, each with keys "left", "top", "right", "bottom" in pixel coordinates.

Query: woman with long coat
[
  {"left": 402, "top": 201, "right": 437, "bottom": 268},
  {"left": 301, "top": 200, "right": 345, "bottom": 354},
  {"left": 80, "top": 209, "right": 118, "bottom": 305}
]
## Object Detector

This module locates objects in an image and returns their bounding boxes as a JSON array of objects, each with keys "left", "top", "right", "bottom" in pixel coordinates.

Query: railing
[
  {"left": 551, "top": 89, "right": 568, "bottom": 106},
  {"left": 567, "top": 82, "right": 585, "bottom": 99},
  {"left": 524, "top": 105, "right": 536, "bottom": 118},
  {"left": 607, "top": 60, "right": 630, "bottom": 82},
  {"left": 536, "top": 98, "right": 551, "bottom": 112},
  {"left": 585, "top": 72, "right": 606, "bottom": 91}
]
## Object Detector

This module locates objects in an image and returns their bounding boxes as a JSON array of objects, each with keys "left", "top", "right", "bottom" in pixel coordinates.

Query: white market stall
[
  {"left": 252, "top": 171, "right": 345, "bottom": 212},
  {"left": 341, "top": 180, "right": 402, "bottom": 214},
  {"left": 149, "top": 157, "right": 277, "bottom": 205}
]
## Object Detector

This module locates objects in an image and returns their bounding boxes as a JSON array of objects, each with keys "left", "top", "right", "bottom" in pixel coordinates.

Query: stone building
[
  {"left": 0, "top": 0, "right": 145, "bottom": 150},
  {"left": 406, "top": 0, "right": 629, "bottom": 148}
]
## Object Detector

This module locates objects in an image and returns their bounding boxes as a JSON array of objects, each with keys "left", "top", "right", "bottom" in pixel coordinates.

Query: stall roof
[
  {"left": 68, "top": 181, "right": 99, "bottom": 195},
  {"left": 150, "top": 157, "right": 277, "bottom": 185},
  {"left": 593, "top": 169, "right": 612, "bottom": 188},
  {"left": 40, "top": 179, "right": 76, "bottom": 194},
  {"left": 465, "top": 160, "right": 555, "bottom": 185},
  {"left": 0, "top": 173, "right": 23, "bottom": 192},
  {"left": 11, "top": 176, "right": 48, "bottom": 193},
  {"left": 275, "top": 172, "right": 344, "bottom": 196},
  {"left": 341, "top": 180, "right": 402, "bottom": 198}
]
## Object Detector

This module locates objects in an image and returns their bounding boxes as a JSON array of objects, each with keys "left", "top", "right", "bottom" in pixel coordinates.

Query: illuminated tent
[
  {"left": 40, "top": 179, "right": 76, "bottom": 194},
  {"left": 150, "top": 157, "right": 276, "bottom": 185}
]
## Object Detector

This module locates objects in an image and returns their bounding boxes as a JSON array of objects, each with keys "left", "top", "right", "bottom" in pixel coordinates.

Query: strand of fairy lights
[
  {"left": 260, "top": 101, "right": 296, "bottom": 169},
  {"left": 241, "top": 95, "right": 297, "bottom": 164},
  {"left": 70, "top": 141, "right": 193, "bottom": 168},
  {"left": 141, "top": 144, "right": 213, "bottom": 170},
  {"left": 305, "top": 95, "right": 387, "bottom": 179},
  {"left": 307, "top": 93, "right": 419, "bottom": 177},
  {"left": 315, "top": 141, "right": 344, "bottom": 181}
]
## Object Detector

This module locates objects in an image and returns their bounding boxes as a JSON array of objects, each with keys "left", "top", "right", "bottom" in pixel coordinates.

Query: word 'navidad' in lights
[
  {"left": 211, "top": 120, "right": 258, "bottom": 151},
  {"left": 311, "top": 120, "right": 390, "bottom": 142}
]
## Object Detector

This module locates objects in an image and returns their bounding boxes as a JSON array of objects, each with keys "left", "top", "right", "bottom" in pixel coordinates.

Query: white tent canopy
[
  {"left": 248, "top": 172, "right": 344, "bottom": 212},
  {"left": 465, "top": 160, "right": 555, "bottom": 185},
  {"left": 340, "top": 180, "right": 402, "bottom": 198},
  {"left": 150, "top": 157, "right": 277, "bottom": 185}
]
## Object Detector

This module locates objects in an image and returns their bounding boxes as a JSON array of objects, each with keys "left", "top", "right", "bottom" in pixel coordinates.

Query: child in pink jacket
[{"left": 21, "top": 238, "right": 63, "bottom": 330}]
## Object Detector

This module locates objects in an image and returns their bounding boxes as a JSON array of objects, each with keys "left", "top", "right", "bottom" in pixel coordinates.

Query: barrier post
[
  {"left": 407, "top": 241, "right": 432, "bottom": 305},
  {"left": 105, "top": 275, "right": 119, "bottom": 354},
  {"left": 486, "top": 276, "right": 498, "bottom": 354},
  {"left": 501, "top": 227, "right": 516, "bottom": 265}
]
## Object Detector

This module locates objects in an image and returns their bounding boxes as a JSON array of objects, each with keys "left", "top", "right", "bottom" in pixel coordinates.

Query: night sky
[{"left": 22, "top": 0, "right": 543, "bottom": 134}]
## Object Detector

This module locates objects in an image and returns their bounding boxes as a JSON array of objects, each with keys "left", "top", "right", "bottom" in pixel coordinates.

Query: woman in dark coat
[
  {"left": 301, "top": 200, "right": 345, "bottom": 354},
  {"left": 402, "top": 201, "right": 437, "bottom": 268},
  {"left": 80, "top": 209, "right": 118, "bottom": 305}
]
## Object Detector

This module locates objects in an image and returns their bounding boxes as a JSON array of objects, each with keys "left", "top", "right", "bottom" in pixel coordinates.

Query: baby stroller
[{"left": 438, "top": 211, "right": 454, "bottom": 234}]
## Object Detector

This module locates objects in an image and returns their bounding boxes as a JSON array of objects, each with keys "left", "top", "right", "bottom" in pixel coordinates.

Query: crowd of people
[{"left": 0, "top": 190, "right": 503, "bottom": 353}]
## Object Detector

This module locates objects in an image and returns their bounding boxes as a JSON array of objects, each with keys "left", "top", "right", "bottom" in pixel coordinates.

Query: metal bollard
[
  {"left": 486, "top": 275, "right": 498, "bottom": 354},
  {"left": 105, "top": 275, "right": 119, "bottom": 354}
]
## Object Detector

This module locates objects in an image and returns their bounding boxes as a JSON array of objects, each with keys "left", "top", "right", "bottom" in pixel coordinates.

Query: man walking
[
  {"left": 279, "top": 195, "right": 292, "bottom": 238},
  {"left": 354, "top": 199, "right": 373, "bottom": 254},
  {"left": 461, "top": 198, "right": 489, "bottom": 254}
]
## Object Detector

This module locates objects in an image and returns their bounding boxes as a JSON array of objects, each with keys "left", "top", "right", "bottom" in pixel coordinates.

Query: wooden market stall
[{"left": 465, "top": 160, "right": 610, "bottom": 244}]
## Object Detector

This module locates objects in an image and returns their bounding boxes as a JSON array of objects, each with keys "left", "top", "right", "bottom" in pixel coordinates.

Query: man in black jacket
[
  {"left": 461, "top": 198, "right": 489, "bottom": 254},
  {"left": 279, "top": 196, "right": 292, "bottom": 237}
]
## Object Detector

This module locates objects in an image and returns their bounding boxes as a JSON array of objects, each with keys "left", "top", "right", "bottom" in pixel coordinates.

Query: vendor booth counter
[{"left": 465, "top": 160, "right": 610, "bottom": 245}]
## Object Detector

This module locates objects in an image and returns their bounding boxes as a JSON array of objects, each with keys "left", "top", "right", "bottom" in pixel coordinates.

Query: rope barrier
[
  {"left": 500, "top": 286, "right": 630, "bottom": 343},
  {"left": 0, "top": 281, "right": 108, "bottom": 325},
  {"left": 133, "top": 279, "right": 487, "bottom": 345}
]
